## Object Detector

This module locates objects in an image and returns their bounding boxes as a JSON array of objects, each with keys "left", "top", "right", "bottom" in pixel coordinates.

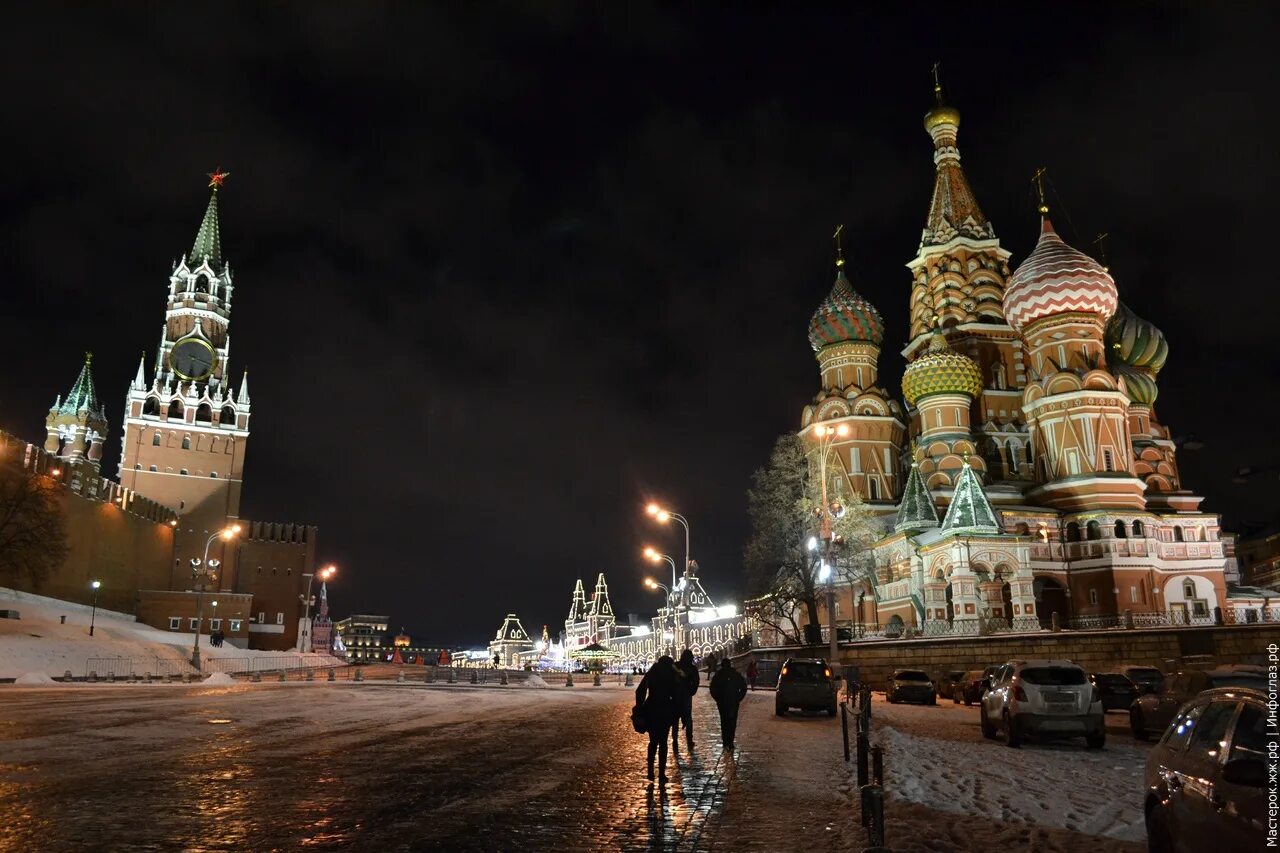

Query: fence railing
[
  {"left": 84, "top": 657, "right": 195, "bottom": 679},
  {"left": 204, "top": 656, "right": 338, "bottom": 675}
]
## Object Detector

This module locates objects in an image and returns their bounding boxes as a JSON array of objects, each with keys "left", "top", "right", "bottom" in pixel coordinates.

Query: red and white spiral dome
[{"left": 1003, "top": 218, "right": 1118, "bottom": 333}]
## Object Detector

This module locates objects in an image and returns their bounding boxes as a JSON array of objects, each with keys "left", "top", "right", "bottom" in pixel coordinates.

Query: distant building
[
  {"left": 1237, "top": 526, "right": 1280, "bottom": 590},
  {"left": 488, "top": 614, "right": 533, "bottom": 667},
  {"left": 334, "top": 614, "right": 389, "bottom": 663}
]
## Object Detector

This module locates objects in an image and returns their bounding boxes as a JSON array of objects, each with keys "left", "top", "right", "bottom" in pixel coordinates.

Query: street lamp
[
  {"left": 643, "top": 547, "right": 678, "bottom": 596},
  {"left": 645, "top": 578, "right": 677, "bottom": 656},
  {"left": 809, "top": 422, "right": 849, "bottom": 667},
  {"left": 191, "top": 525, "right": 240, "bottom": 669},
  {"left": 298, "top": 564, "right": 337, "bottom": 652},
  {"left": 89, "top": 580, "right": 101, "bottom": 637},
  {"left": 645, "top": 502, "right": 691, "bottom": 580}
]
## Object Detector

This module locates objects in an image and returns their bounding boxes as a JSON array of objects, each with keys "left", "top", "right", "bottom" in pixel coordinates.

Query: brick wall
[{"left": 752, "top": 624, "right": 1279, "bottom": 686}]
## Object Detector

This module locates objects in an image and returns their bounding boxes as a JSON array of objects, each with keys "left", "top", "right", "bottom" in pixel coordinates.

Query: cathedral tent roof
[
  {"left": 920, "top": 84, "right": 996, "bottom": 249},
  {"left": 895, "top": 461, "right": 940, "bottom": 533},
  {"left": 58, "top": 353, "right": 105, "bottom": 418},
  {"left": 940, "top": 460, "right": 1000, "bottom": 535},
  {"left": 190, "top": 176, "right": 226, "bottom": 271}
]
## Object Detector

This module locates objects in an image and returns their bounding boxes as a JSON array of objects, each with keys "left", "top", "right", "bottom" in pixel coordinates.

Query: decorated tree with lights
[{"left": 744, "top": 433, "right": 880, "bottom": 644}]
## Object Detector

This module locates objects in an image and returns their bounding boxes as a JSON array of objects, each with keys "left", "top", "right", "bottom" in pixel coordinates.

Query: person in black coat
[
  {"left": 635, "top": 655, "right": 680, "bottom": 783},
  {"left": 673, "top": 649, "right": 700, "bottom": 751},
  {"left": 709, "top": 657, "right": 749, "bottom": 750}
]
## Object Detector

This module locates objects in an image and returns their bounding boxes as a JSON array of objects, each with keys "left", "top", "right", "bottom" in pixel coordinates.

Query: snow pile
[
  {"left": 14, "top": 672, "right": 58, "bottom": 685},
  {"left": 523, "top": 674, "right": 548, "bottom": 689},
  {"left": 203, "top": 672, "right": 235, "bottom": 685}
]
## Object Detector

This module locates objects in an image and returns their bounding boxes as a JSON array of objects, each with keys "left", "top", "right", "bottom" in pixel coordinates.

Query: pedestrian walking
[
  {"left": 746, "top": 659, "right": 758, "bottom": 691},
  {"left": 709, "top": 657, "right": 748, "bottom": 750},
  {"left": 635, "top": 655, "right": 680, "bottom": 784},
  {"left": 672, "top": 649, "right": 700, "bottom": 751}
]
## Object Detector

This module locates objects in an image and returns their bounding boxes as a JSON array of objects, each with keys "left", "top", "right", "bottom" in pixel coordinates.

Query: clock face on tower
[{"left": 170, "top": 338, "right": 217, "bottom": 381}]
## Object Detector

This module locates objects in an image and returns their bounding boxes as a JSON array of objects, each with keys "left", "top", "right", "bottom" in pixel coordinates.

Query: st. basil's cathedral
[{"left": 797, "top": 80, "right": 1263, "bottom": 637}]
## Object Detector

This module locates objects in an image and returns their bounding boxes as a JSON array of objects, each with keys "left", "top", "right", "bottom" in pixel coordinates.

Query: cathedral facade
[{"left": 797, "top": 84, "right": 1261, "bottom": 639}]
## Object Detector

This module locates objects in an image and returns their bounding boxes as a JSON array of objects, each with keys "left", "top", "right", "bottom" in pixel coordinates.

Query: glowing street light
[
  {"left": 809, "top": 420, "right": 850, "bottom": 667},
  {"left": 644, "top": 502, "right": 691, "bottom": 579},
  {"left": 191, "top": 525, "right": 240, "bottom": 668},
  {"left": 89, "top": 580, "right": 102, "bottom": 637},
  {"left": 299, "top": 564, "right": 338, "bottom": 652}
]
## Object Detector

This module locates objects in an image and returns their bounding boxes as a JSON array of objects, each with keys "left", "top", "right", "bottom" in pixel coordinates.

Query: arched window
[
  {"left": 167, "top": 399, "right": 184, "bottom": 419},
  {"left": 1174, "top": 527, "right": 1184, "bottom": 542},
  {"left": 220, "top": 406, "right": 235, "bottom": 425},
  {"left": 134, "top": 464, "right": 140, "bottom": 470},
  {"left": 1066, "top": 522, "right": 1081, "bottom": 542},
  {"left": 1114, "top": 520, "right": 1127, "bottom": 538},
  {"left": 1132, "top": 520, "right": 1144, "bottom": 537},
  {"left": 1182, "top": 579, "right": 1195, "bottom": 599},
  {"left": 143, "top": 397, "right": 160, "bottom": 416},
  {"left": 195, "top": 404, "right": 212, "bottom": 424},
  {"left": 180, "top": 468, "right": 188, "bottom": 476},
  {"left": 1086, "top": 520, "right": 1102, "bottom": 541},
  {"left": 152, "top": 433, "right": 162, "bottom": 446},
  {"left": 210, "top": 472, "right": 218, "bottom": 478},
  {"left": 194, "top": 274, "right": 208, "bottom": 294},
  {"left": 181, "top": 436, "right": 191, "bottom": 450},
  {"left": 149, "top": 465, "right": 157, "bottom": 472}
]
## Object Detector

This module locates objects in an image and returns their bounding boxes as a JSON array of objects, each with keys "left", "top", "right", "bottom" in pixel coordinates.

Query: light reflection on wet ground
[{"left": 0, "top": 685, "right": 740, "bottom": 852}]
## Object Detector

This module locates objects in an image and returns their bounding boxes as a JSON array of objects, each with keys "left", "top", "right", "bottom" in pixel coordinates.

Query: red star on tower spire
[{"left": 207, "top": 167, "right": 230, "bottom": 189}]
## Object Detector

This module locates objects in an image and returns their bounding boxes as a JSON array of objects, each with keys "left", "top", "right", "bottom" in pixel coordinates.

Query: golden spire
[
  {"left": 833, "top": 223, "right": 845, "bottom": 269},
  {"left": 1032, "top": 167, "right": 1049, "bottom": 216},
  {"left": 1092, "top": 232, "right": 1110, "bottom": 272},
  {"left": 932, "top": 61, "right": 943, "bottom": 104},
  {"left": 923, "top": 62, "right": 960, "bottom": 132}
]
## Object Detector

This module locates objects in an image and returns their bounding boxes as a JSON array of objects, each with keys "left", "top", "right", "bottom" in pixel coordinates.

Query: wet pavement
[{"left": 0, "top": 682, "right": 829, "bottom": 852}]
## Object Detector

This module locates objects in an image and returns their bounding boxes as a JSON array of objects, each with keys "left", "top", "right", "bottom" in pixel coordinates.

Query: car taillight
[
  {"left": 824, "top": 668, "right": 831, "bottom": 678},
  {"left": 1013, "top": 683, "right": 1028, "bottom": 702},
  {"left": 781, "top": 666, "right": 788, "bottom": 677}
]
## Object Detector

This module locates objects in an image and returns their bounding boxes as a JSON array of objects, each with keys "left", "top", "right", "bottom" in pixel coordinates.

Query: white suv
[{"left": 979, "top": 659, "right": 1105, "bottom": 749}]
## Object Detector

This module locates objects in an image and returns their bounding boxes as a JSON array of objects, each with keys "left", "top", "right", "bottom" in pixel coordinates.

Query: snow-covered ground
[{"left": 0, "top": 587, "right": 344, "bottom": 678}]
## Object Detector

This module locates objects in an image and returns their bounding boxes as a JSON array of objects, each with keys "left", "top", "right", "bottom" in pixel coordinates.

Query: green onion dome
[
  {"left": 808, "top": 266, "right": 886, "bottom": 351},
  {"left": 1105, "top": 301, "right": 1168, "bottom": 405},
  {"left": 902, "top": 330, "right": 983, "bottom": 406}
]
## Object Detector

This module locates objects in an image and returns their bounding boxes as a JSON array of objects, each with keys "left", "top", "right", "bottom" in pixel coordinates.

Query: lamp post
[
  {"left": 88, "top": 580, "right": 101, "bottom": 636},
  {"left": 809, "top": 422, "right": 849, "bottom": 667},
  {"left": 191, "top": 525, "right": 240, "bottom": 669},
  {"left": 645, "top": 578, "right": 677, "bottom": 656},
  {"left": 645, "top": 503, "right": 691, "bottom": 579},
  {"left": 298, "top": 564, "right": 336, "bottom": 652}
]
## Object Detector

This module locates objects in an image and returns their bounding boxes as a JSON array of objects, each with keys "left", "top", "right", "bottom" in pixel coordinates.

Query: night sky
[{"left": 2, "top": 4, "right": 1276, "bottom": 646}]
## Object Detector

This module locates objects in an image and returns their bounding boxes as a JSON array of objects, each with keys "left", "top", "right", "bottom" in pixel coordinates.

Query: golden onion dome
[
  {"left": 924, "top": 102, "right": 960, "bottom": 132},
  {"left": 902, "top": 330, "right": 983, "bottom": 407}
]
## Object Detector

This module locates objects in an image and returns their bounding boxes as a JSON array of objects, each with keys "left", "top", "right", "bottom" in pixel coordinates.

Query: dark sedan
[
  {"left": 1090, "top": 672, "right": 1137, "bottom": 712},
  {"left": 1143, "top": 686, "right": 1265, "bottom": 850},
  {"left": 886, "top": 669, "right": 936, "bottom": 705},
  {"left": 1130, "top": 666, "right": 1266, "bottom": 740}
]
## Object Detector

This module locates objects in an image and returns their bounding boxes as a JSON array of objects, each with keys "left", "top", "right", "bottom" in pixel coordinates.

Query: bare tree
[
  {"left": 744, "top": 433, "right": 881, "bottom": 644},
  {"left": 0, "top": 466, "right": 69, "bottom": 591}
]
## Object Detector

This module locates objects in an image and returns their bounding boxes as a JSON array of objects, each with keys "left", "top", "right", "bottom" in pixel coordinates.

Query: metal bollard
[
  {"left": 593, "top": 671, "right": 602, "bottom": 687},
  {"left": 424, "top": 668, "right": 434, "bottom": 684},
  {"left": 500, "top": 670, "right": 509, "bottom": 685},
  {"left": 470, "top": 669, "right": 479, "bottom": 684},
  {"left": 327, "top": 668, "right": 336, "bottom": 682},
  {"left": 106, "top": 672, "right": 115, "bottom": 683},
  {"left": 144, "top": 671, "right": 152, "bottom": 682},
  {"left": 447, "top": 668, "right": 456, "bottom": 684},
  {"left": 857, "top": 722, "right": 870, "bottom": 792},
  {"left": 88, "top": 670, "right": 97, "bottom": 683},
  {"left": 63, "top": 670, "right": 73, "bottom": 681},
  {"left": 871, "top": 745, "right": 884, "bottom": 785},
  {"left": 306, "top": 669, "right": 315, "bottom": 682},
  {"left": 625, "top": 672, "right": 634, "bottom": 687},
  {"left": 565, "top": 672, "right": 574, "bottom": 687},
  {"left": 354, "top": 667, "right": 364, "bottom": 682},
  {"left": 397, "top": 669, "right": 406, "bottom": 683},
  {"left": 251, "top": 671, "right": 262, "bottom": 683},
  {"left": 278, "top": 670, "right": 287, "bottom": 682},
  {"left": 1051, "top": 611, "right": 1061, "bottom": 632},
  {"left": 861, "top": 784, "right": 886, "bottom": 848},
  {"left": 841, "top": 704, "right": 851, "bottom": 762}
]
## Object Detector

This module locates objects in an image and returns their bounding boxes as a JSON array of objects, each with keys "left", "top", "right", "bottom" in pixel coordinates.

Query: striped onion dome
[
  {"left": 809, "top": 266, "right": 885, "bottom": 351},
  {"left": 902, "top": 330, "right": 983, "bottom": 406},
  {"left": 1105, "top": 301, "right": 1168, "bottom": 405},
  {"left": 1003, "top": 219, "right": 1118, "bottom": 333}
]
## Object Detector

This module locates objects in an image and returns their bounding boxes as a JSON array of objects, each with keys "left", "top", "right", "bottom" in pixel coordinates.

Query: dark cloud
[{"left": 0, "top": 3, "right": 1275, "bottom": 645}]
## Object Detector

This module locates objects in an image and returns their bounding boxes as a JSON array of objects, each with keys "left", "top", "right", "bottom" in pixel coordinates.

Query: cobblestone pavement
[{"left": 0, "top": 682, "right": 856, "bottom": 852}]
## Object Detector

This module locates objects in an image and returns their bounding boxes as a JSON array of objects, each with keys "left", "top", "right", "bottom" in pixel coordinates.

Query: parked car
[
  {"left": 1130, "top": 666, "right": 1266, "bottom": 741},
  {"left": 979, "top": 659, "right": 1105, "bottom": 748},
  {"left": 954, "top": 670, "right": 986, "bottom": 705},
  {"left": 1143, "top": 686, "right": 1265, "bottom": 850},
  {"left": 936, "top": 670, "right": 966, "bottom": 701},
  {"left": 1118, "top": 664, "right": 1164, "bottom": 695},
  {"left": 1090, "top": 672, "right": 1138, "bottom": 712},
  {"left": 776, "top": 658, "right": 838, "bottom": 717},
  {"left": 886, "top": 669, "right": 937, "bottom": 705}
]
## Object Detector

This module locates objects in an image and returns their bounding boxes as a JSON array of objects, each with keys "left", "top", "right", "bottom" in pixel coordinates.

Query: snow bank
[
  {"left": 523, "top": 674, "right": 548, "bottom": 689},
  {"left": 14, "top": 672, "right": 58, "bottom": 685},
  {"left": 203, "top": 672, "right": 235, "bottom": 685}
]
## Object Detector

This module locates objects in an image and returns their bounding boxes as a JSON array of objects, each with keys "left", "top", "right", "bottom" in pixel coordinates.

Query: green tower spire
[
  {"left": 58, "top": 352, "right": 104, "bottom": 417},
  {"left": 190, "top": 168, "right": 228, "bottom": 269},
  {"left": 940, "top": 458, "right": 1000, "bottom": 535},
  {"left": 895, "top": 461, "right": 940, "bottom": 533}
]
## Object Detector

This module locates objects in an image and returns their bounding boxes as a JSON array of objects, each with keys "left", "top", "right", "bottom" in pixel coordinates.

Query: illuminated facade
[
  {"left": 334, "top": 614, "right": 389, "bottom": 663},
  {"left": 794, "top": 81, "right": 1260, "bottom": 637}
]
